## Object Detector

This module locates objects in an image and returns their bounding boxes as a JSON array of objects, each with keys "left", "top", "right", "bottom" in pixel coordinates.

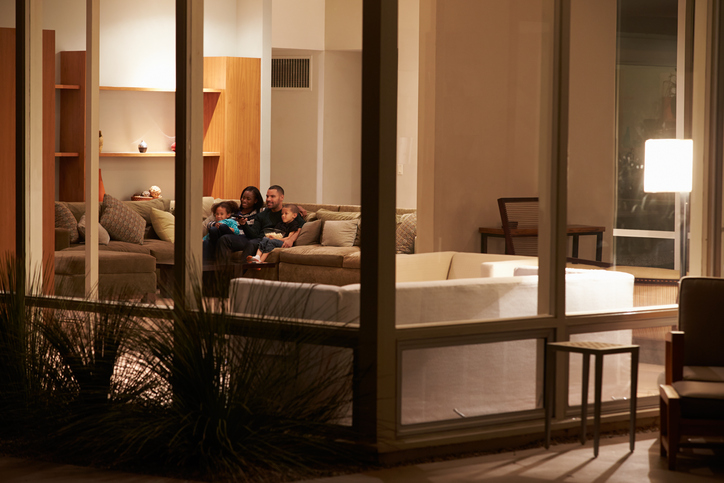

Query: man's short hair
[
  {"left": 268, "top": 185, "right": 284, "bottom": 195},
  {"left": 283, "top": 203, "right": 300, "bottom": 216}
]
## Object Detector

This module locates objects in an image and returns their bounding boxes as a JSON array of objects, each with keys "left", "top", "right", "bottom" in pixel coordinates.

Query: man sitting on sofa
[{"left": 215, "top": 185, "right": 305, "bottom": 265}]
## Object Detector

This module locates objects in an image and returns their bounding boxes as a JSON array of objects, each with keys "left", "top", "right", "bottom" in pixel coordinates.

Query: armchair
[{"left": 659, "top": 277, "right": 724, "bottom": 470}]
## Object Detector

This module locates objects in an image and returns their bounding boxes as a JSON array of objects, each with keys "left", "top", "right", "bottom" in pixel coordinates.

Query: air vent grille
[{"left": 272, "top": 58, "right": 310, "bottom": 89}]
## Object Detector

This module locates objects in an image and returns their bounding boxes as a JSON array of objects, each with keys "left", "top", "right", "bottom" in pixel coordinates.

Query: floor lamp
[{"left": 643, "top": 139, "right": 693, "bottom": 279}]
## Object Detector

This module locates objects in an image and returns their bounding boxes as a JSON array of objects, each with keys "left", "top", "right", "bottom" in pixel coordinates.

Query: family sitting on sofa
[{"left": 202, "top": 184, "right": 306, "bottom": 266}]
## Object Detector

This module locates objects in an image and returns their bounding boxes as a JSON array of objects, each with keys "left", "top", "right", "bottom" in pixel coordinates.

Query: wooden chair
[
  {"left": 497, "top": 197, "right": 611, "bottom": 267},
  {"left": 660, "top": 277, "right": 724, "bottom": 470},
  {"left": 497, "top": 197, "right": 540, "bottom": 257}
]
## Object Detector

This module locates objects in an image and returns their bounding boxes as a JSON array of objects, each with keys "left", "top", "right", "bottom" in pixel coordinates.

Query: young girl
[
  {"left": 203, "top": 201, "right": 240, "bottom": 243},
  {"left": 247, "top": 204, "right": 301, "bottom": 263}
]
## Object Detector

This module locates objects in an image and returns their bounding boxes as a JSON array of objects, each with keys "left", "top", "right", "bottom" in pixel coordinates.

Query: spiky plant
[{"left": 1, "top": 258, "right": 359, "bottom": 481}]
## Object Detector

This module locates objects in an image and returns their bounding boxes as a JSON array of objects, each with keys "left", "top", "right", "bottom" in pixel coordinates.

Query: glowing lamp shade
[{"left": 643, "top": 139, "right": 693, "bottom": 193}]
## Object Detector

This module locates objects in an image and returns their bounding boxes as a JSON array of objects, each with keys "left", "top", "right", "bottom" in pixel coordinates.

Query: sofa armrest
[{"left": 55, "top": 228, "right": 71, "bottom": 251}]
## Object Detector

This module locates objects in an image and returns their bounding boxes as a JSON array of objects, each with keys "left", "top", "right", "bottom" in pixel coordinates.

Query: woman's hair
[
  {"left": 212, "top": 200, "right": 239, "bottom": 216},
  {"left": 240, "top": 186, "right": 264, "bottom": 212}
]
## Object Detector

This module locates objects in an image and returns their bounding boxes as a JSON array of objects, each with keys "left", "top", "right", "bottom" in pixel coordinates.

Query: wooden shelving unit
[
  {"left": 57, "top": 50, "right": 86, "bottom": 202},
  {"left": 203, "top": 57, "right": 261, "bottom": 198},
  {"left": 99, "top": 152, "right": 221, "bottom": 157},
  {"left": 55, "top": 52, "right": 259, "bottom": 201}
]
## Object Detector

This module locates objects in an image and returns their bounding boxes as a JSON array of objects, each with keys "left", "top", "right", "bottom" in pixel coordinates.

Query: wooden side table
[{"left": 545, "top": 341, "right": 639, "bottom": 457}]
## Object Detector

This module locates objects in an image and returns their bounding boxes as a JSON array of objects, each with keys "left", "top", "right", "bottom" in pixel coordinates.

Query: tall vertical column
[
  {"left": 85, "top": 0, "right": 100, "bottom": 299},
  {"left": 175, "top": 0, "right": 204, "bottom": 305},
  {"left": 357, "top": 0, "right": 398, "bottom": 449}
]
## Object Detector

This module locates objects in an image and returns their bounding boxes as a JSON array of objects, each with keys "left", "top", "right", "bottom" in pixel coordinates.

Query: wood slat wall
[{"left": 203, "top": 57, "right": 260, "bottom": 199}]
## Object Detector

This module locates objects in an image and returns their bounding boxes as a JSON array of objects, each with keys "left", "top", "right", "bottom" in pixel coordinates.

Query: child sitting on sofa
[
  {"left": 247, "top": 203, "right": 302, "bottom": 263},
  {"left": 204, "top": 201, "right": 240, "bottom": 243}
]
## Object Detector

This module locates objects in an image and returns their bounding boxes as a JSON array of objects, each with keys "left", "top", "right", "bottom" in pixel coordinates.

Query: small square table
[{"left": 545, "top": 340, "right": 639, "bottom": 457}]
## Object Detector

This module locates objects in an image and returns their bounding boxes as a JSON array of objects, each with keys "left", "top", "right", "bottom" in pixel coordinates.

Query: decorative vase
[
  {"left": 138, "top": 140, "right": 148, "bottom": 153},
  {"left": 99, "top": 130, "right": 103, "bottom": 153}
]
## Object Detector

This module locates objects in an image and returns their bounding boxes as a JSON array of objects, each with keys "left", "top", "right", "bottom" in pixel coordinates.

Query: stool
[{"left": 544, "top": 341, "right": 639, "bottom": 457}]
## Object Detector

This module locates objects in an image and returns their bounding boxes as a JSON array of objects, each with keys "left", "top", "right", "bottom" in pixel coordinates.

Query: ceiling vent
[{"left": 272, "top": 58, "right": 310, "bottom": 89}]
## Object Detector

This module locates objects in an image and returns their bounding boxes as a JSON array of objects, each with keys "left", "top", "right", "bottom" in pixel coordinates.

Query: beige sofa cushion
[
  {"left": 279, "top": 246, "right": 359, "bottom": 268},
  {"left": 396, "top": 252, "right": 455, "bottom": 283},
  {"left": 321, "top": 219, "right": 359, "bottom": 247}
]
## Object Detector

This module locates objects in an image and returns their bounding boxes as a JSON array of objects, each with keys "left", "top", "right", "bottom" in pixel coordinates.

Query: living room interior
[{"left": 5, "top": 0, "right": 724, "bottom": 473}]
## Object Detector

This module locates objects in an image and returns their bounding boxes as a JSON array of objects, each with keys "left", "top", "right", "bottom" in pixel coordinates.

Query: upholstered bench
[{"left": 54, "top": 250, "right": 157, "bottom": 302}]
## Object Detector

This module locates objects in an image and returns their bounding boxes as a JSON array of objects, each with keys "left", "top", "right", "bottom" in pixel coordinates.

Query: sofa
[
  {"left": 229, "top": 251, "right": 636, "bottom": 424},
  {"left": 54, "top": 196, "right": 417, "bottom": 298},
  {"left": 241, "top": 202, "right": 417, "bottom": 286}
]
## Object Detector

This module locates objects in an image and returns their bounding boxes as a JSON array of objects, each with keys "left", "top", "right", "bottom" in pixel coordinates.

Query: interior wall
[
  {"left": 567, "top": 0, "right": 617, "bottom": 262},
  {"left": 271, "top": 0, "right": 325, "bottom": 50},
  {"left": 418, "top": 0, "right": 616, "bottom": 257},
  {"left": 397, "top": 0, "right": 419, "bottom": 209},
  {"left": 322, "top": 51, "right": 362, "bottom": 204},
  {"left": 270, "top": 51, "right": 320, "bottom": 203},
  {"left": 325, "top": 0, "right": 362, "bottom": 50},
  {"left": 419, "top": 0, "right": 546, "bottom": 253},
  {"left": 237, "top": 0, "right": 265, "bottom": 57}
]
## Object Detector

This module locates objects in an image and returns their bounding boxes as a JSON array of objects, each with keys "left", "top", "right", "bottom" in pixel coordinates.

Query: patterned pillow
[
  {"left": 99, "top": 194, "right": 145, "bottom": 244},
  {"left": 55, "top": 202, "right": 79, "bottom": 244},
  {"left": 77, "top": 214, "right": 111, "bottom": 245},
  {"left": 396, "top": 212, "right": 416, "bottom": 254}
]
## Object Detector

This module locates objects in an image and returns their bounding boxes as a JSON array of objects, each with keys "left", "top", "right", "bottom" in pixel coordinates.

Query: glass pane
[
  {"left": 401, "top": 338, "right": 543, "bottom": 425},
  {"left": 566, "top": 0, "right": 682, "bottom": 314},
  {"left": 409, "top": 0, "right": 555, "bottom": 323}
]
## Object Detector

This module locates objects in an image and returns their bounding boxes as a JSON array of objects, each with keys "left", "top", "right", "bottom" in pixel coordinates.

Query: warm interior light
[{"left": 643, "top": 139, "right": 693, "bottom": 193}]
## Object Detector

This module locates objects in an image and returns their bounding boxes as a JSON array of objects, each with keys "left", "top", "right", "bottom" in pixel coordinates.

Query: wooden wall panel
[
  {"left": 202, "top": 57, "right": 260, "bottom": 199},
  {"left": 224, "top": 58, "right": 260, "bottom": 199},
  {"left": 203, "top": 58, "right": 226, "bottom": 197},
  {"left": 0, "top": 28, "right": 16, "bottom": 259},
  {"left": 59, "top": 51, "right": 86, "bottom": 201}
]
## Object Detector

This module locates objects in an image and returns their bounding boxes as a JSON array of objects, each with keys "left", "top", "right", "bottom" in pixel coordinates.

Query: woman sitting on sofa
[{"left": 202, "top": 185, "right": 263, "bottom": 263}]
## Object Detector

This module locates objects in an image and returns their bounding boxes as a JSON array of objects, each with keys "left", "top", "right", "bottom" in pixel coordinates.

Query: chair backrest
[
  {"left": 497, "top": 197, "right": 539, "bottom": 256},
  {"left": 678, "top": 277, "right": 724, "bottom": 367}
]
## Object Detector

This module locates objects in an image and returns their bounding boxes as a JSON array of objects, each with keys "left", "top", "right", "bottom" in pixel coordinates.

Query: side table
[{"left": 545, "top": 341, "right": 639, "bottom": 457}]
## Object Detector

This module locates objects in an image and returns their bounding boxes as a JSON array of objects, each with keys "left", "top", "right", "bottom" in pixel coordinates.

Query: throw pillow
[
  {"left": 55, "top": 202, "right": 79, "bottom": 244},
  {"left": 315, "top": 208, "right": 361, "bottom": 222},
  {"left": 295, "top": 220, "right": 322, "bottom": 246},
  {"left": 124, "top": 198, "right": 165, "bottom": 227},
  {"left": 150, "top": 208, "right": 175, "bottom": 243},
  {"left": 395, "top": 212, "right": 417, "bottom": 254},
  {"left": 77, "top": 214, "right": 111, "bottom": 245},
  {"left": 99, "top": 194, "right": 145, "bottom": 244},
  {"left": 321, "top": 219, "right": 359, "bottom": 247},
  {"left": 354, "top": 219, "right": 361, "bottom": 247}
]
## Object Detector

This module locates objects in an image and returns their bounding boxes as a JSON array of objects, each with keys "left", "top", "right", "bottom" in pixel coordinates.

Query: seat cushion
[
  {"left": 143, "top": 239, "right": 175, "bottom": 264},
  {"left": 672, "top": 380, "right": 724, "bottom": 419},
  {"left": 279, "top": 246, "right": 359, "bottom": 268},
  {"left": 55, "top": 250, "right": 156, "bottom": 275}
]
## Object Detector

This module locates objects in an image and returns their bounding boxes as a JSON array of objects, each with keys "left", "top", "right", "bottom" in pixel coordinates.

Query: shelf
[
  {"left": 99, "top": 152, "right": 221, "bottom": 157},
  {"left": 55, "top": 84, "right": 80, "bottom": 90},
  {"left": 55, "top": 152, "right": 79, "bottom": 157},
  {"left": 99, "top": 86, "right": 223, "bottom": 93}
]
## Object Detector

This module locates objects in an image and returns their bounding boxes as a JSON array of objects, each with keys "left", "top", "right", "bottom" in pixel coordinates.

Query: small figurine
[
  {"left": 149, "top": 185, "right": 162, "bottom": 199},
  {"left": 171, "top": 142, "right": 176, "bottom": 152},
  {"left": 99, "top": 130, "right": 104, "bottom": 153},
  {"left": 138, "top": 140, "right": 148, "bottom": 153}
]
